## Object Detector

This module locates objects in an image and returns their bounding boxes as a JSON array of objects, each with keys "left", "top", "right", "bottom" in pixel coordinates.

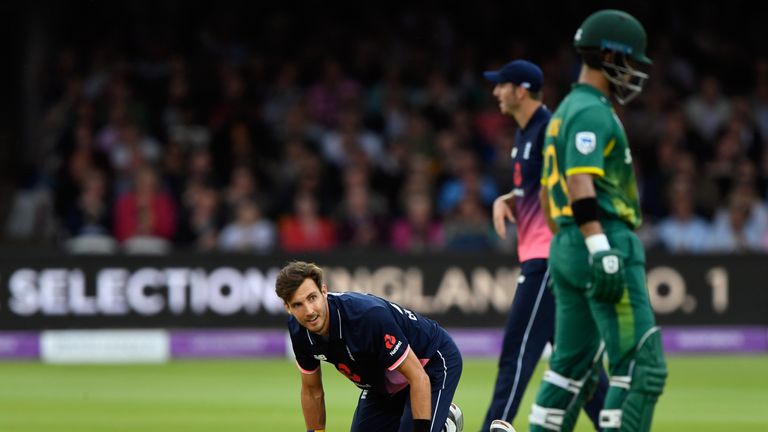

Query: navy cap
[{"left": 483, "top": 60, "right": 544, "bottom": 92}]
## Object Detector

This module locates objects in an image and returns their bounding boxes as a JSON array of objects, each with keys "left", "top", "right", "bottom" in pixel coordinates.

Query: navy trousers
[
  {"left": 481, "top": 258, "right": 608, "bottom": 431},
  {"left": 351, "top": 331, "right": 462, "bottom": 432}
]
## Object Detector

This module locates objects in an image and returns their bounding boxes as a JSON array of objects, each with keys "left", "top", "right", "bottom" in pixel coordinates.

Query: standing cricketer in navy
[
  {"left": 482, "top": 60, "right": 608, "bottom": 432},
  {"left": 277, "top": 261, "right": 464, "bottom": 432}
]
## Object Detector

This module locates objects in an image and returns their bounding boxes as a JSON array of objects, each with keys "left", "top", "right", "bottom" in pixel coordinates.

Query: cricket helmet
[{"left": 574, "top": 9, "right": 652, "bottom": 104}]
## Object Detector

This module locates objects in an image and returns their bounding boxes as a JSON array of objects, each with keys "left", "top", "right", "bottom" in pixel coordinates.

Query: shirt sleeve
[
  {"left": 363, "top": 306, "right": 411, "bottom": 372},
  {"left": 289, "top": 328, "right": 320, "bottom": 374},
  {"left": 563, "top": 108, "right": 613, "bottom": 178}
]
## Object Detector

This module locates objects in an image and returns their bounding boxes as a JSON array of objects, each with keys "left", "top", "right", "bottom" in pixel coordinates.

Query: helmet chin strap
[{"left": 601, "top": 53, "right": 649, "bottom": 105}]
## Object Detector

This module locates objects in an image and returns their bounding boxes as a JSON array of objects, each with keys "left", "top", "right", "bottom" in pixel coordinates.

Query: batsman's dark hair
[{"left": 275, "top": 261, "right": 324, "bottom": 303}]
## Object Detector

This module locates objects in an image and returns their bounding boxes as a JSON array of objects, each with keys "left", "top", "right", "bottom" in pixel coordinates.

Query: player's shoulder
[
  {"left": 564, "top": 87, "right": 611, "bottom": 116},
  {"left": 529, "top": 105, "right": 553, "bottom": 133},
  {"left": 562, "top": 97, "right": 612, "bottom": 131},
  {"left": 331, "top": 291, "right": 389, "bottom": 318}
]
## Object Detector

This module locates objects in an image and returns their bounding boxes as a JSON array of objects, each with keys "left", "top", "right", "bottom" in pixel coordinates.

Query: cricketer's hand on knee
[{"left": 588, "top": 249, "right": 626, "bottom": 303}]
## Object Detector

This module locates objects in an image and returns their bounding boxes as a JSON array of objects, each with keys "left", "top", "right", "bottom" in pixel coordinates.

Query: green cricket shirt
[{"left": 541, "top": 83, "right": 641, "bottom": 229}]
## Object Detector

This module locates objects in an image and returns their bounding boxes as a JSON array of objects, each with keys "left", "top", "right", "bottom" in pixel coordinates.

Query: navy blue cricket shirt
[
  {"left": 510, "top": 105, "right": 553, "bottom": 262},
  {"left": 288, "top": 292, "right": 449, "bottom": 394}
]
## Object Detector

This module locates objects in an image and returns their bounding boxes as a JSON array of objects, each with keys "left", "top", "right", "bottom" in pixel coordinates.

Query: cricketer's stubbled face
[{"left": 285, "top": 278, "right": 330, "bottom": 336}]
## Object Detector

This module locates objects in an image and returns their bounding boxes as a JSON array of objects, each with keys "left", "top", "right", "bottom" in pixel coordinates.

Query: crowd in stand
[{"left": 6, "top": 4, "right": 768, "bottom": 254}]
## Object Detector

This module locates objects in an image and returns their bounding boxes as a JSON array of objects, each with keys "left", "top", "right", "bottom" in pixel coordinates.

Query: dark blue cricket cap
[{"left": 483, "top": 60, "right": 544, "bottom": 92}]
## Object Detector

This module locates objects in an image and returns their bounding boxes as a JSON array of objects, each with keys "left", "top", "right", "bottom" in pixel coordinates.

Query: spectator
[
  {"left": 655, "top": 177, "right": 712, "bottom": 253},
  {"left": 319, "top": 107, "right": 385, "bottom": 169},
  {"left": 307, "top": 59, "right": 361, "bottom": 127},
  {"left": 443, "top": 193, "right": 495, "bottom": 251},
  {"left": 390, "top": 192, "right": 443, "bottom": 252},
  {"left": 437, "top": 147, "right": 498, "bottom": 214},
  {"left": 335, "top": 185, "right": 388, "bottom": 249},
  {"left": 218, "top": 200, "right": 276, "bottom": 252},
  {"left": 279, "top": 193, "right": 336, "bottom": 252},
  {"left": 709, "top": 187, "right": 768, "bottom": 253},
  {"left": 113, "top": 167, "right": 177, "bottom": 243},
  {"left": 175, "top": 183, "right": 223, "bottom": 251},
  {"left": 223, "top": 164, "right": 272, "bottom": 220},
  {"left": 685, "top": 76, "right": 732, "bottom": 143},
  {"left": 65, "top": 169, "right": 112, "bottom": 237}
]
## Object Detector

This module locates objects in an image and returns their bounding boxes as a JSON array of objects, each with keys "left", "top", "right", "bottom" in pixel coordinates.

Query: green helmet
[{"left": 574, "top": 9, "right": 652, "bottom": 104}]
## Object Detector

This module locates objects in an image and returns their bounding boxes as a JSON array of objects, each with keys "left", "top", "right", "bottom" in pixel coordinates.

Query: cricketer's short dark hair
[
  {"left": 528, "top": 89, "right": 543, "bottom": 101},
  {"left": 275, "top": 261, "right": 324, "bottom": 303}
]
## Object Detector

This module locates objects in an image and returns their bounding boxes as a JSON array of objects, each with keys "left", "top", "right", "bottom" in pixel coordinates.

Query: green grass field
[{"left": 1, "top": 356, "right": 767, "bottom": 431}]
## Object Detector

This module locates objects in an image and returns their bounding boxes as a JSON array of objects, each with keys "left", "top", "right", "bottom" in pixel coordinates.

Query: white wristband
[{"left": 585, "top": 233, "right": 611, "bottom": 255}]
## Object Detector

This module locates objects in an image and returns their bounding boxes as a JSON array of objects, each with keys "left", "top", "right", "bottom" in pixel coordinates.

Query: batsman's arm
[
  {"left": 566, "top": 173, "right": 602, "bottom": 238},
  {"left": 396, "top": 348, "right": 432, "bottom": 428},
  {"left": 300, "top": 367, "right": 326, "bottom": 431},
  {"left": 567, "top": 172, "right": 626, "bottom": 303},
  {"left": 538, "top": 185, "right": 558, "bottom": 234}
]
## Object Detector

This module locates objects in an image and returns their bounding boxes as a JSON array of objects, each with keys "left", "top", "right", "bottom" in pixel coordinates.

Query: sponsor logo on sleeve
[
  {"left": 384, "top": 334, "right": 397, "bottom": 350},
  {"left": 389, "top": 340, "right": 403, "bottom": 356},
  {"left": 575, "top": 131, "right": 597, "bottom": 155}
]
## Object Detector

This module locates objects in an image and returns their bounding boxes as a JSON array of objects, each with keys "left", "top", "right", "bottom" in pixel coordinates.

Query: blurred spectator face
[
  {"left": 731, "top": 97, "right": 752, "bottom": 122},
  {"left": 107, "top": 79, "right": 130, "bottom": 106},
  {"left": 338, "top": 109, "right": 361, "bottom": 132},
  {"left": 345, "top": 186, "right": 370, "bottom": 218},
  {"left": 295, "top": 193, "right": 319, "bottom": 219},
  {"left": 63, "top": 76, "right": 83, "bottom": 102},
  {"left": 135, "top": 168, "right": 158, "bottom": 195},
  {"left": 236, "top": 200, "right": 260, "bottom": 225},
  {"left": 727, "top": 194, "right": 751, "bottom": 231},
  {"left": 669, "top": 179, "right": 694, "bottom": 219},
  {"left": 700, "top": 77, "right": 721, "bottom": 103},
  {"left": 83, "top": 170, "right": 106, "bottom": 198},
  {"left": 406, "top": 193, "right": 432, "bottom": 226},
  {"left": 75, "top": 124, "right": 94, "bottom": 149},
  {"left": 168, "top": 75, "right": 188, "bottom": 102},
  {"left": 715, "top": 132, "right": 740, "bottom": 161},
  {"left": 656, "top": 140, "right": 678, "bottom": 171},
  {"left": 230, "top": 122, "right": 252, "bottom": 157},
  {"left": 275, "top": 63, "right": 298, "bottom": 88},
  {"left": 284, "top": 104, "right": 309, "bottom": 133},
  {"left": 435, "top": 131, "right": 459, "bottom": 156},
  {"left": 195, "top": 187, "right": 219, "bottom": 215},
  {"left": 662, "top": 110, "right": 686, "bottom": 140},
  {"left": 230, "top": 166, "right": 255, "bottom": 194},
  {"left": 119, "top": 123, "right": 141, "bottom": 145},
  {"left": 454, "top": 149, "right": 477, "bottom": 176},
  {"left": 221, "top": 69, "right": 245, "bottom": 101},
  {"left": 674, "top": 151, "right": 696, "bottom": 178},
  {"left": 77, "top": 101, "right": 95, "bottom": 125},
  {"left": 343, "top": 165, "right": 369, "bottom": 190},
  {"left": 284, "top": 139, "right": 308, "bottom": 161},
  {"left": 455, "top": 194, "right": 486, "bottom": 222},
  {"left": 163, "top": 142, "right": 185, "bottom": 174},
  {"left": 734, "top": 159, "right": 756, "bottom": 185},
  {"left": 322, "top": 59, "right": 342, "bottom": 85},
  {"left": 296, "top": 157, "right": 321, "bottom": 193},
  {"left": 189, "top": 149, "right": 212, "bottom": 176}
]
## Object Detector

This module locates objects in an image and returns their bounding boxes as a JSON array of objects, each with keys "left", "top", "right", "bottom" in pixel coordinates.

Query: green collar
[{"left": 572, "top": 83, "right": 611, "bottom": 106}]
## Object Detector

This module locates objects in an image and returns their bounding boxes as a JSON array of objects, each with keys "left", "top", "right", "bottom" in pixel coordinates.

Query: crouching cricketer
[{"left": 277, "top": 261, "right": 464, "bottom": 432}]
